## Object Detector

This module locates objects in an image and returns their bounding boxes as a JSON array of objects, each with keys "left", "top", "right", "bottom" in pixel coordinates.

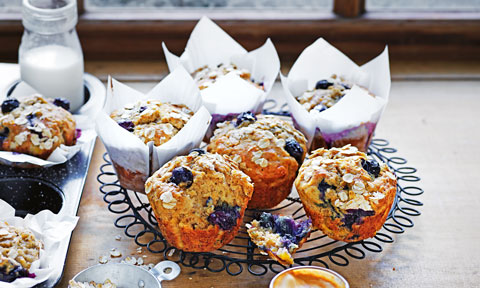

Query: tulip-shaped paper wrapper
[
  {"left": 96, "top": 67, "right": 211, "bottom": 193},
  {"left": 163, "top": 16, "right": 280, "bottom": 140},
  {"left": 281, "top": 38, "right": 391, "bottom": 152}
]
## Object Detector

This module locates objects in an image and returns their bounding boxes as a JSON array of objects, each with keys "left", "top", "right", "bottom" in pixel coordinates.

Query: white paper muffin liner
[
  {"left": 0, "top": 200, "right": 78, "bottom": 288},
  {"left": 163, "top": 16, "right": 280, "bottom": 140},
  {"left": 281, "top": 38, "right": 391, "bottom": 152},
  {"left": 95, "top": 66, "right": 211, "bottom": 193}
]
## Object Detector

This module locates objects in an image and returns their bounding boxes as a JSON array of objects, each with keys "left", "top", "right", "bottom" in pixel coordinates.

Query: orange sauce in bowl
[{"left": 272, "top": 267, "right": 347, "bottom": 288}]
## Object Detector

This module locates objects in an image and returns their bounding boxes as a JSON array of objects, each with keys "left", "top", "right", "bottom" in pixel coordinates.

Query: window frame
[{"left": 0, "top": 0, "right": 479, "bottom": 62}]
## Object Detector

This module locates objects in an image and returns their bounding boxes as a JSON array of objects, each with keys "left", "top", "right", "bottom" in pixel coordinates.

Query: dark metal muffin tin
[{"left": 0, "top": 77, "right": 102, "bottom": 287}]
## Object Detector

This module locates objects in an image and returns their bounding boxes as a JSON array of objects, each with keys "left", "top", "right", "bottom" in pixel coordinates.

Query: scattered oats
[
  {"left": 163, "top": 202, "right": 176, "bottom": 209},
  {"left": 385, "top": 171, "right": 396, "bottom": 180},
  {"left": 124, "top": 256, "right": 137, "bottom": 265},
  {"left": 352, "top": 181, "right": 366, "bottom": 194},
  {"left": 258, "top": 138, "right": 270, "bottom": 149},
  {"left": 232, "top": 154, "right": 242, "bottom": 163},
  {"left": 14, "top": 131, "right": 28, "bottom": 145},
  {"left": 110, "top": 248, "right": 122, "bottom": 258},
  {"left": 144, "top": 127, "right": 155, "bottom": 139},
  {"left": 137, "top": 257, "right": 144, "bottom": 265},
  {"left": 31, "top": 133, "right": 40, "bottom": 146},
  {"left": 115, "top": 235, "right": 122, "bottom": 241},
  {"left": 242, "top": 127, "right": 254, "bottom": 134},
  {"left": 334, "top": 199, "right": 340, "bottom": 207},
  {"left": 252, "top": 150, "right": 262, "bottom": 159},
  {"left": 14, "top": 117, "right": 27, "bottom": 125},
  {"left": 164, "top": 124, "right": 174, "bottom": 135},
  {"left": 99, "top": 255, "right": 109, "bottom": 264},
  {"left": 264, "top": 131, "right": 274, "bottom": 139},
  {"left": 255, "top": 158, "right": 268, "bottom": 168},
  {"left": 342, "top": 173, "right": 354, "bottom": 183},
  {"left": 189, "top": 277, "right": 192, "bottom": 280},
  {"left": 142, "top": 255, "right": 147, "bottom": 258},
  {"left": 338, "top": 191, "right": 348, "bottom": 202},
  {"left": 275, "top": 138, "right": 286, "bottom": 147},
  {"left": 43, "top": 139, "right": 53, "bottom": 150},
  {"left": 168, "top": 248, "right": 176, "bottom": 257}
]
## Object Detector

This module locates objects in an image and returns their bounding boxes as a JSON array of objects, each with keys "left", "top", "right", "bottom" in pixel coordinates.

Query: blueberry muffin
[
  {"left": 145, "top": 149, "right": 253, "bottom": 252},
  {"left": 0, "top": 221, "right": 43, "bottom": 282},
  {"left": 110, "top": 100, "right": 193, "bottom": 146},
  {"left": 192, "top": 63, "right": 264, "bottom": 91},
  {"left": 207, "top": 113, "right": 307, "bottom": 208},
  {"left": 0, "top": 95, "right": 76, "bottom": 159},
  {"left": 295, "top": 145, "right": 397, "bottom": 242},
  {"left": 247, "top": 212, "right": 312, "bottom": 265}
]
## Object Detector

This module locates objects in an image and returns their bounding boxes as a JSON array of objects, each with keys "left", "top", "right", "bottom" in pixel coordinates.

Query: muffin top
[
  {"left": 110, "top": 100, "right": 193, "bottom": 146},
  {"left": 145, "top": 150, "right": 253, "bottom": 231},
  {"left": 296, "top": 145, "right": 396, "bottom": 222},
  {"left": 192, "top": 63, "right": 264, "bottom": 91},
  {"left": 0, "top": 94, "right": 76, "bottom": 156},
  {"left": 0, "top": 221, "right": 43, "bottom": 272},
  {"left": 208, "top": 113, "right": 307, "bottom": 169},
  {"left": 296, "top": 74, "right": 368, "bottom": 113}
]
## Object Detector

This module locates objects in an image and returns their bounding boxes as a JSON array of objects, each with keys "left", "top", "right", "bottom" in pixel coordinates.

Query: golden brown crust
[
  {"left": 145, "top": 152, "right": 253, "bottom": 252},
  {"left": 0, "top": 95, "right": 76, "bottom": 159},
  {"left": 295, "top": 145, "right": 397, "bottom": 242},
  {"left": 207, "top": 115, "right": 307, "bottom": 209}
]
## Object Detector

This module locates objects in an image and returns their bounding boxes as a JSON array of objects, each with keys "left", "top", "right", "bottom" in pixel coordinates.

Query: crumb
[{"left": 393, "top": 267, "right": 396, "bottom": 271}]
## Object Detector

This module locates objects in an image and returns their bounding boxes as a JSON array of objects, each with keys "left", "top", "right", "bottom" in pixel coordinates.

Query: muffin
[
  {"left": 207, "top": 113, "right": 307, "bottom": 208},
  {"left": 295, "top": 145, "right": 397, "bottom": 242},
  {"left": 110, "top": 100, "right": 193, "bottom": 146},
  {"left": 145, "top": 149, "right": 253, "bottom": 252},
  {"left": 0, "top": 221, "right": 43, "bottom": 283},
  {"left": 247, "top": 212, "right": 312, "bottom": 265},
  {"left": 109, "top": 100, "right": 194, "bottom": 191},
  {"left": 0, "top": 95, "right": 76, "bottom": 159},
  {"left": 192, "top": 63, "right": 265, "bottom": 91}
]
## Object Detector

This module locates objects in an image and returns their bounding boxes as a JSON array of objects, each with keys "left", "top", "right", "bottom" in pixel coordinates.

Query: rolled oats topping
[
  {"left": 192, "top": 63, "right": 264, "bottom": 91},
  {"left": 110, "top": 100, "right": 193, "bottom": 146}
]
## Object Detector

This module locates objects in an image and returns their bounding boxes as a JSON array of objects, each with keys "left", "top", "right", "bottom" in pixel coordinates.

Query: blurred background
[{"left": 0, "top": 0, "right": 479, "bottom": 71}]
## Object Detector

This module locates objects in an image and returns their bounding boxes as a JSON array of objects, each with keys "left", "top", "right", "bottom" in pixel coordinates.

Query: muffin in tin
[
  {"left": 247, "top": 212, "right": 312, "bottom": 265},
  {"left": 295, "top": 145, "right": 397, "bottom": 242},
  {"left": 110, "top": 100, "right": 193, "bottom": 146},
  {"left": 0, "top": 221, "right": 43, "bottom": 283},
  {"left": 145, "top": 149, "right": 253, "bottom": 252},
  {"left": 192, "top": 63, "right": 265, "bottom": 91},
  {"left": 207, "top": 113, "right": 307, "bottom": 208},
  {"left": 0, "top": 95, "right": 76, "bottom": 159}
]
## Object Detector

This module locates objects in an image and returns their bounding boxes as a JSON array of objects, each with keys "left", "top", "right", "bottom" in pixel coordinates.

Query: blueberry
[
  {"left": 53, "top": 98, "right": 70, "bottom": 111},
  {"left": 257, "top": 213, "right": 312, "bottom": 246},
  {"left": 139, "top": 106, "right": 147, "bottom": 113},
  {"left": 315, "top": 80, "right": 333, "bottom": 90},
  {"left": 0, "top": 262, "right": 29, "bottom": 283},
  {"left": 207, "top": 204, "right": 240, "bottom": 230},
  {"left": 258, "top": 212, "right": 275, "bottom": 230},
  {"left": 341, "top": 83, "right": 351, "bottom": 90},
  {"left": 26, "top": 114, "right": 36, "bottom": 126},
  {"left": 1, "top": 99, "right": 19, "bottom": 114},
  {"left": 0, "top": 127, "right": 9, "bottom": 144},
  {"left": 318, "top": 179, "right": 336, "bottom": 198},
  {"left": 284, "top": 138, "right": 304, "bottom": 165},
  {"left": 235, "top": 111, "right": 256, "bottom": 127},
  {"left": 169, "top": 167, "right": 193, "bottom": 188},
  {"left": 118, "top": 121, "right": 135, "bottom": 132},
  {"left": 274, "top": 216, "right": 295, "bottom": 236},
  {"left": 205, "top": 197, "right": 213, "bottom": 206},
  {"left": 342, "top": 209, "right": 375, "bottom": 230},
  {"left": 190, "top": 148, "right": 205, "bottom": 155},
  {"left": 361, "top": 158, "right": 381, "bottom": 178},
  {"left": 314, "top": 104, "right": 328, "bottom": 113}
]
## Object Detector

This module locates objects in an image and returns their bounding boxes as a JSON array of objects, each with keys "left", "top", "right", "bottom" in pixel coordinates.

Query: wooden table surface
[{"left": 57, "top": 62, "right": 480, "bottom": 288}]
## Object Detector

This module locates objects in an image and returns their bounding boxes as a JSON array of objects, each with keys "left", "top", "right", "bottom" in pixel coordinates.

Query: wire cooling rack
[{"left": 97, "top": 104, "right": 422, "bottom": 276}]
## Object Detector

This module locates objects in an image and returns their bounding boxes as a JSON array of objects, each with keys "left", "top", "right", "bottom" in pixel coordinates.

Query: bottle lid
[{"left": 22, "top": 0, "right": 78, "bottom": 34}]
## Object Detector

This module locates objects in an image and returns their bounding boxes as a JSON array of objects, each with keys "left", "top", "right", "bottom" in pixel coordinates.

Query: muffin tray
[{"left": 97, "top": 110, "right": 423, "bottom": 276}]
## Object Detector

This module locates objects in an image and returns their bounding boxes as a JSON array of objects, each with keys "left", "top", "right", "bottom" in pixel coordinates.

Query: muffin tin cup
[
  {"left": 96, "top": 66, "right": 211, "bottom": 193},
  {"left": 163, "top": 17, "right": 280, "bottom": 141},
  {"left": 281, "top": 38, "right": 391, "bottom": 152}
]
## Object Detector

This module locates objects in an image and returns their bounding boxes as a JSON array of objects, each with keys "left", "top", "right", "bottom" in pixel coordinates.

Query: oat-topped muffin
[
  {"left": 192, "top": 63, "right": 264, "bottom": 91},
  {"left": 208, "top": 113, "right": 307, "bottom": 208},
  {"left": 295, "top": 145, "right": 397, "bottom": 242},
  {"left": 0, "top": 95, "right": 76, "bottom": 159},
  {"left": 110, "top": 100, "right": 194, "bottom": 146},
  {"left": 0, "top": 221, "right": 43, "bottom": 282},
  {"left": 296, "top": 75, "right": 358, "bottom": 113},
  {"left": 145, "top": 149, "right": 253, "bottom": 252},
  {"left": 247, "top": 212, "right": 312, "bottom": 265}
]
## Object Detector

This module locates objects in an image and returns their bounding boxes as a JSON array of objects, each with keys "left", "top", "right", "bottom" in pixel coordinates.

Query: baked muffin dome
[
  {"left": 110, "top": 100, "right": 193, "bottom": 146},
  {"left": 0, "top": 95, "right": 76, "bottom": 159},
  {"left": 145, "top": 150, "right": 253, "bottom": 252},
  {"left": 295, "top": 145, "right": 397, "bottom": 242},
  {"left": 207, "top": 113, "right": 307, "bottom": 208}
]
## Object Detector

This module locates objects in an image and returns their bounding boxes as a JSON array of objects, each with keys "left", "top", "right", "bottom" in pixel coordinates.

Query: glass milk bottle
[{"left": 19, "top": 0, "right": 84, "bottom": 112}]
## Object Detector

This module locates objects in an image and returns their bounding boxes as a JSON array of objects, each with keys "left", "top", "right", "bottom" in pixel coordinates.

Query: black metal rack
[{"left": 97, "top": 107, "right": 422, "bottom": 276}]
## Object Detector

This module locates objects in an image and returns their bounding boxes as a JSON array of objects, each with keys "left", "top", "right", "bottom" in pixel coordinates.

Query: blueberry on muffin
[
  {"left": 0, "top": 94, "right": 76, "bottom": 159},
  {"left": 110, "top": 100, "right": 194, "bottom": 146},
  {"left": 207, "top": 113, "right": 307, "bottom": 208},
  {"left": 295, "top": 145, "right": 397, "bottom": 242},
  {"left": 0, "top": 221, "right": 43, "bottom": 282},
  {"left": 145, "top": 150, "right": 253, "bottom": 252},
  {"left": 247, "top": 212, "right": 312, "bottom": 265}
]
